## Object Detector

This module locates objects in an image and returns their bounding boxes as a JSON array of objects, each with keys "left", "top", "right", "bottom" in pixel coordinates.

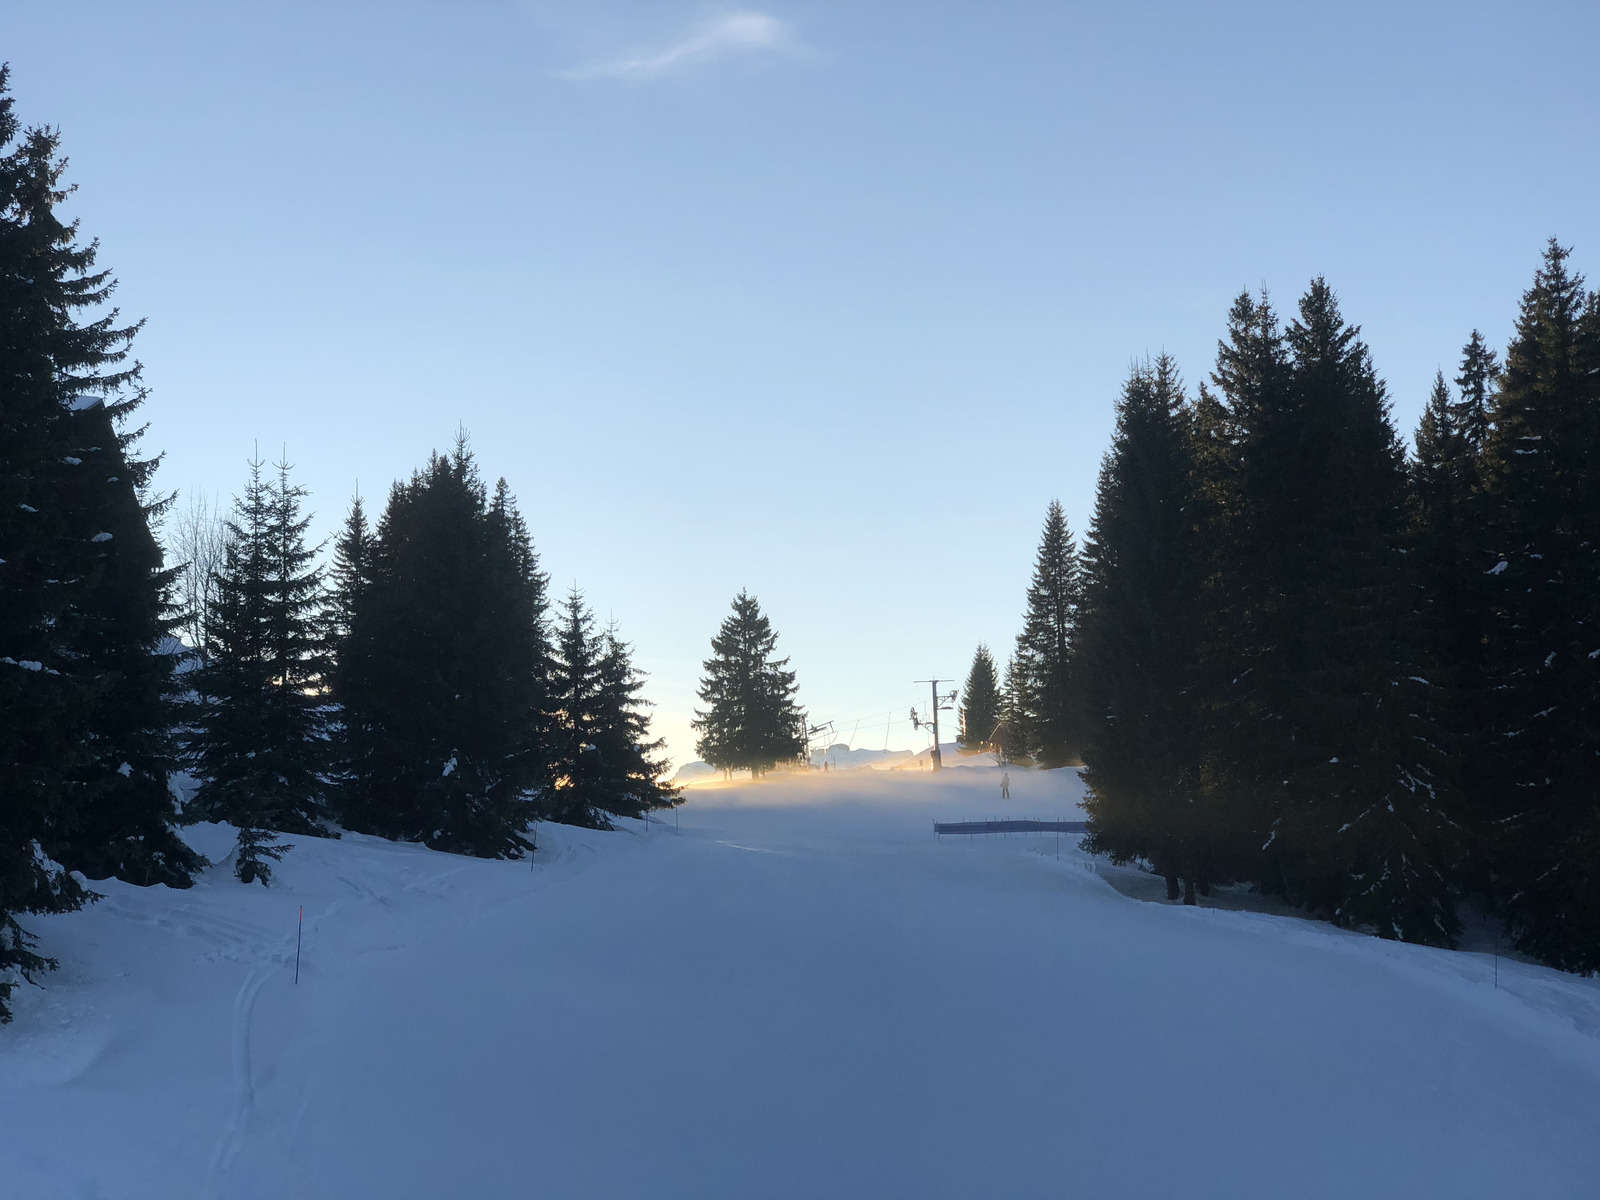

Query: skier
[{"left": 1001, "top": 771, "right": 1011, "bottom": 800}]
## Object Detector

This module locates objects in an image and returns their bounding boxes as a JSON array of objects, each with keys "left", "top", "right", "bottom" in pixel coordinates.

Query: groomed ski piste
[{"left": 3, "top": 762, "right": 1598, "bottom": 1198}]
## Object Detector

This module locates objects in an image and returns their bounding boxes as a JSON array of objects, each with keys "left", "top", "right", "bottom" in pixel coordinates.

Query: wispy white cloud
[{"left": 559, "top": 11, "right": 798, "bottom": 82}]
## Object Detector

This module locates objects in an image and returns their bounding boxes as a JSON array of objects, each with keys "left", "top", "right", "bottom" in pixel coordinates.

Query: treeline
[
  {"left": 185, "top": 442, "right": 677, "bottom": 889},
  {"left": 977, "top": 246, "right": 1600, "bottom": 971},
  {"left": 0, "top": 74, "right": 675, "bottom": 1021}
]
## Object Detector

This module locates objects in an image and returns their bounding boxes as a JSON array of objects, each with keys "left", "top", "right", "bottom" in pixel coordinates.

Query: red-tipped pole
[{"left": 295, "top": 905, "right": 303, "bottom": 984}]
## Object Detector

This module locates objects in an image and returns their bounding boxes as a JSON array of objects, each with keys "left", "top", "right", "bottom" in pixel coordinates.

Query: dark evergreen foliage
[
  {"left": 332, "top": 444, "right": 548, "bottom": 858},
  {"left": 323, "top": 493, "right": 372, "bottom": 794},
  {"left": 41, "top": 399, "right": 203, "bottom": 890},
  {"left": 325, "top": 491, "right": 371, "bottom": 646},
  {"left": 1180, "top": 380, "right": 1247, "bottom": 879},
  {"left": 593, "top": 619, "right": 679, "bottom": 818},
  {"left": 1012, "top": 501, "right": 1084, "bottom": 767},
  {"left": 232, "top": 825, "right": 286, "bottom": 887},
  {"left": 957, "top": 644, "right": 1000, "bottom": 749},
  {"left": 692, "top": 591, "right": 804, "bottom": 776},
  {"left": 1469, "top": 241, "right": 1600, "bottom": 970},
  {"left": 1409, "top": 336, "right": 1500, "bottom": 773},
  {"left": 1219, "top": 281, "right": 1457, "bottom": 942},
  {"left": 1074, "top": 286, "right": 1464, "bottom": 943},
  {"left": 544, "top": 587, "right": 609, "bottom": 828},
  {"left": 1078, "top": 357, "right": 1215, "bottom": 903},
  {"left": 1409, "top": 368, "right": 1481, "bottom": 879},
  {"left": 991, "top": 651, "right": 1033, "bottom": 765},
  {"left": 544, "top": 590, "right": 678, "bottom": 827},
  {"left": 188, "top": 456, "right": 331, "bottom": 884},
  {"left": 1452, "top": 329, "right": 1500, "bottom": 454},
  {"left": 0, "top": 70, "right": 198, "bottom": 1018}
]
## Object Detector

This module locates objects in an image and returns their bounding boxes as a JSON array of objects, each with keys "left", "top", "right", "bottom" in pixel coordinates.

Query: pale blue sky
[{"left": 4, "top": 1, "right": 1596, "bottom": 766}]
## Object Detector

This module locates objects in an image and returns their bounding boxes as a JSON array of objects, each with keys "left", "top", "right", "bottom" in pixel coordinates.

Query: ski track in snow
[
  {"left": 3, "top": 769, "right": 1599, "bottom": 1199},
  {"left": 208, "top": 961, "right": 274, "bottom": 1189}
]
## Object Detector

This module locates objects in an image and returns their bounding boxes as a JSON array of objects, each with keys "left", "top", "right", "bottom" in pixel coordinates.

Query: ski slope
[{"left": 3, "top": 765, "right": 1598, "bottom": 1198}]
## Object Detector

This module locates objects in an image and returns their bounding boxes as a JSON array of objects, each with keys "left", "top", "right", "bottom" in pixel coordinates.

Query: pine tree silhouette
[
  {"left": 1078, "top": 357, "right": 1214, "bottom": 903},
  {"left": 1214, "top": 281, "right": 1457, "bottom": 942},
  {"left": 693, "top": 592, "right": 804, "bottom": 777},
  {"left": 188, "top": 455, "right": 330, "bottom": 885},
  {"left": 0, "top": 70, "right": 198, "bottom": 1015},
  {"left": 958, "top": 644, "right": 1000, "bottom": 750},
  {"left": 1013, "top": 501, "right": 1084, "bottom": 767},
  {"left": 1470, "top": 241, "right": 1600, "bottom": 969},
  {"left": 331, "top": 443, "right": 548, "bottom": 858}
]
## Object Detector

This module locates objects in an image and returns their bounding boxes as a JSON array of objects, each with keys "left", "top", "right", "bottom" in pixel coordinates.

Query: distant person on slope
[{"left": 1001, "top": 771, "right": 1010, "bottom": 800}]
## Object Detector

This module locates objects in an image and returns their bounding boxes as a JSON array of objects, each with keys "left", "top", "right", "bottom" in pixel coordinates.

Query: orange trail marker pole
[{"left": 295, "top": 905, "right": 303, "bottom": 984}]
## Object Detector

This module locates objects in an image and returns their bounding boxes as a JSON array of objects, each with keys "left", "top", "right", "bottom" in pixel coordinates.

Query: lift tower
[{"left": 910, "top": 680, "right": 958, "bottom": 770}]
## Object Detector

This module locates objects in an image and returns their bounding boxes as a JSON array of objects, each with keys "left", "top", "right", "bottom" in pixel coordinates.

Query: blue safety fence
[{"left": 933, "top": 819, "right": 1086, "bottom": 836}]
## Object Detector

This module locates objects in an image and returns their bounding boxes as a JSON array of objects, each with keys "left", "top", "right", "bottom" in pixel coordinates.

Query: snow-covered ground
[{"left": 3, "top": 765, "right": 1598, "bottom": 1198}]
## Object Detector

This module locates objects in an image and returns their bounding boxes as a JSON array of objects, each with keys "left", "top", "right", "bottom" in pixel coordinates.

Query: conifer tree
[
  {"left": 332, "top": 444, "right": 549, "bottom": 857},
  {"left": 1410, "top": 370, "right": 1480, "bottom": 850},
  {"left": 42, "top": 397, "right": 203, "bottom": 889},
  {"left": 958, "top": 644, "right": 1000, "bottom": 749},
  {"left": 323, "top": 492, "right": 372, "bottom": 794},
  {"left": 1216, "top": 281, "right": 1457, "bottom": 942},
  {"left": 991, "top": 651, "right": 1033, "bottom": 764},
  {"left": 1452, "top": 329, "right": 1500, "bottom": 454},
  {"left": 545, "top": 592, "right": 678, "bottom": 826},
  {"left": 545, "top": 587, "right": 608, "bottom": 827},
  {"left": 188, "top": 456, "right": 330, "bottom": 884},
  {"left": 0, "top": 71, "right": 198, "bottom": 1016},
  {"left": 1413, "top": 372, "right": 1466, "bottom": 489},
  {"left": 1078, "top": 357, "right": 1214, "bottom": 902},
  {"left": 325, "top": 491, "right": 371, "bottom": 645},
  {"left": 1470, "top": 241, "right": 1600, "bottom": 969},
  {"left": 1013, "top": 500, "right": 1084, "bottom": 767},
  {"left": 1178, "top": 379, "right": 1252, "bottom": 888},
  {"left": 692, "top": 591, "right": 804, "bottom": 777},
  {"left": 593, "top": 619, "right": 678, "bottom": 818},
  {"left": 1194, "top": 291, "right": 1294, "bottom": 877}
]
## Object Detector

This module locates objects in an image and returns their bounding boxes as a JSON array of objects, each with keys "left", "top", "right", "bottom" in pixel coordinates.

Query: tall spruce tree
[
  {"left": 1013, "top": 500, "right": 1084, "bottom": 767},
  {"left": 332, "top": 444, "right": 549, "bottom": 858},
  {"left": 41, "top": 397, "right": 203, "bottom": 890},
  {"left": 593, "top": 619, "right": 678, "bottom": 818},
  {"left": 1215, "top": 281, "right": 1457, "bottom": 942},
  {"left": 545, "top": 587, "right": 609, "bottom": 828},
  {"left": 1470, "top": 241, "right": 1600, "bottom": 970},
  {"left": 1408, "top": 335, "right": 1499, "bottom": 745},
  {"left": 1078, "top": 357, "right": 1215, "bottom": 902},
  {"left": 0, "top": 71, "right": 198, "bottom": 1017},
  {"left": 325, "top": 491, "right": 370, "bottom": 645},
  {"left": 958, "top": 644, "right": 1001, "bottom": 749},
  {"left": 188, "top": 456, "right": 330, "bottom": 884},
  {"left": 1410, "top": 369, "right": 1481, "bottom": 866},
  {"left": 1182, "top": 379, "right": 1250, "bottom": 885},
  {"left": 1198, "top": 290, "right": 1292, "bottom": 877},
  {"left": 992, "top": 651, "right": 1033, "bottom": 764},
  {"left": 323, "top": 492, "right": 372, "bottom": 794},
  {"left": 1453, "top": 329, "right": 1500, "bottom": 454},
  {"left": 692, "top": 591, "right": 804, "bottom": 777},
  {"left": 1, "top": 78, "right": 102, "bottom": 1018},
  {"left": 545, "top": 591, "right": 677, "bottom": 826}
]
